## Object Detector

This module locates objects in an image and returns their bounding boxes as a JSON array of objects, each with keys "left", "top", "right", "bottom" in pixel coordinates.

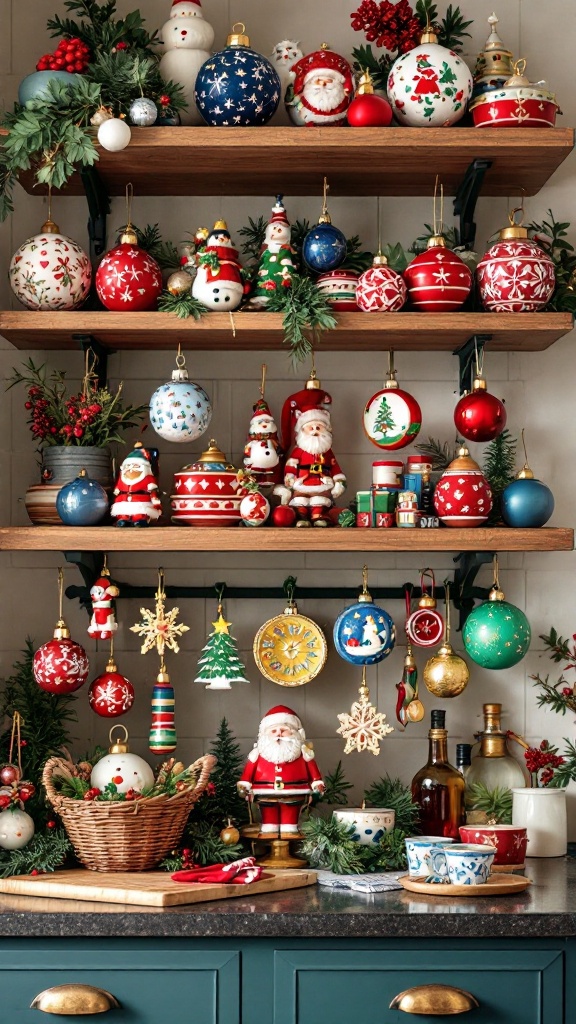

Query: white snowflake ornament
[{"left": 337, "top": 673, "right": 394, "bottom": 755}]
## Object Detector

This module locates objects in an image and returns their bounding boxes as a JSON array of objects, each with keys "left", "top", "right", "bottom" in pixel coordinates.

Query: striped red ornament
[{"left": 149, "top": 675, "right": 177, "bottom": 754}]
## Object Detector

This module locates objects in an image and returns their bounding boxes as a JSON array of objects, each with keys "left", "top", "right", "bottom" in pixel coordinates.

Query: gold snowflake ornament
[
  {"left": 337, "top": 675, "right": 394, "bottom": 755},
  {"left": 130, "top": 569, "right": 189, "bottom": 658}
]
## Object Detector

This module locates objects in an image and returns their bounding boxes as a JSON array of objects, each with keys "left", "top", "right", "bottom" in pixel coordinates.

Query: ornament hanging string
[
  {"left": 8, "top": 712, "right": 24, "bottom": 773},
  {"left": 81, "top": 347, "right": 99, "bottom": 402},
  {"left": 214, "top": 580, "right": 227, "bottom": 616},
  {"left": 125, "top": 182, "right": 134, "bottom": 230},
  {"left": 433, "top": 176, "right": 444, "bottom": 237},
  {"left": 474, "top": 336, "right": 485, "bottom": 378},
  {"left": 321, "top": 176, "right": 330, "bottom": 220},
  {"left": 492, "top": 553, "right": 500, "bottom": 589},
  {"left": 361, "top": 563, "right": 371, "bottom": 598},
  {"left": 404, "top": 582, "right": 413, "bottom": 628},
  {"left": 260, "top": 363, "right": 267, "bottom": 399},
  {"left": 57, "top": 565, "right": 65, "bottom": 626},
  {"left": 443, "top": 581, "right": 451, "bottom": 643}
]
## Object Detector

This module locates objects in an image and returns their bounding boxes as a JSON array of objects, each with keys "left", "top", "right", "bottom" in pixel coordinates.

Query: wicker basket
[{"left": 43, "top": 754, "right": 216, "bottom": 872}]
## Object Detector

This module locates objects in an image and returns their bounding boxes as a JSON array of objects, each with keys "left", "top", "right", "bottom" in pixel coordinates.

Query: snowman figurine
[
  {"left": 243, "top": 397, "right": 283, "bottom": 490},
  {"left": 270, "top": 40, "right": 303, "bottom": 124},
  {"left": 91, "top": 726, "right": 155, "bottom": 796},
  {"left": 192, "top": 220, "right": 245, "bottom": 311},
  {"left": 159, "top": 0, "right": 214, "bottom": 126}
]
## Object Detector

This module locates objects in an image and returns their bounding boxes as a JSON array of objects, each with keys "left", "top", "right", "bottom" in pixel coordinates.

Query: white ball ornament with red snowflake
[{"left": 96, "top": 224, "right": 163, "bottom": 312}]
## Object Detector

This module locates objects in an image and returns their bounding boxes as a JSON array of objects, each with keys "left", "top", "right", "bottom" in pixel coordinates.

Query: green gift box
[
  {"left": 356, "top": 491, "right": 372, "bottom": 513},
  {"left": 372, "top": 490, "right": 398, "bottom": 513}
]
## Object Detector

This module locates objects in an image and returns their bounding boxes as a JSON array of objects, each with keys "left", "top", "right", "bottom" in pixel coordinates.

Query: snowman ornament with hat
[
  {"left": 110, "top": 443, "right": 162, "bottom": 527},
  {"left": 237, "top": 705, "right": 324, "bottom": 839},
  {"left": 159, "top": 0, "right": 214, "bottom": 126},
  {"left": 286, "top": 43, "right": 354, "bottom": 126},
  {"left": 192, "top": 220, "right": 245, "bottom": 311},
  {"left": 244, "top": 397, "right": 283, "bottom": 491}
]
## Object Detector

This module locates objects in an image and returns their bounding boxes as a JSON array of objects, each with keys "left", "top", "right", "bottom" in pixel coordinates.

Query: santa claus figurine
[
  {"left": 87, "top": 575, "right": 120, "bottom": 641},
  {"left": 243, "top": 397, "right": 283, "bottom": 490},
  {"left": 237, "top": 705, "right": 324, "bottom": 839},
  {"left": 286, "top": 43, "right": 354, "bottom": 126},
  {"left": 110, "top": 442, "right": 162, "bottom": 527},
  {"left": 192, "top": 220, "right": 244, "bottom": 311},
  {"left": 249, "top": 195, "right": 297, "bottom": 308},
  {"left": 274, "top": 375, "right": 346, "bottom": 526}
]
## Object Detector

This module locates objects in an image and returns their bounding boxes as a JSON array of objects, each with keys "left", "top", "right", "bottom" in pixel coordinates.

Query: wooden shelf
[
  {"left": 0, "top": 526, "right": 571, "bottom": 553},
  {"left": 15, "top": 127, "right": 574, "bottom": 198},
  {"left": 0, "top": 311, "right": 572, "bottom": 352}
]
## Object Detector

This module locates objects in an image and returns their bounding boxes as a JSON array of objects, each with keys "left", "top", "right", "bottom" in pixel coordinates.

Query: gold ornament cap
[
  {"left": 197, "top": 439, "right": 230, "bottom": 464},
  {"left": 156, "top": 668, "right": 171, "bottom": 684},
  {"left": 447, "top": 445, "right": 481, "bottom": 473},
  {"left": 499, "top": 205, "right": 528, "bottom": 241},
  {"left": 305, "top": 369, "right": 321, "bottom": 390},
  {"left": 488, "top": 584, "right": 506, "bottom": 602},
  {"left": 227, "top": 22, "right": 250, "bottom": 47},
  {"left": 372, "top": 253, "right": 389, "bottom": 267},
  {"left": 120, "top": 224, "right": 139, "bottom": 245},
  {"left": 472, "top": 374, "right": 487, "bottom": 391},
  {"left": 41, "top": 218, "right": 60, "bottom": 233},
  {"left": 420, "top": 26, "right": 439, "bottom": 44},
  {"left": 108, "top": 724, "right": 130, "bottom": 754},
  {"left": 418, "top": 594, "right": 437, "bottom": 609},
  {"left": 53, "top": 619, "right": 71, "bottom": 641},
  {"left": 105, "top": 655, "right": 118, "bottom": 674},
  {"left": 356, "top": 70, "right": 375, "bottom": 96},
  {"left": 516, "top": 462, "right": 535, "bottom": 480},
  {"left": 427, "top": 234, "right": 447, "bottom": 248}
]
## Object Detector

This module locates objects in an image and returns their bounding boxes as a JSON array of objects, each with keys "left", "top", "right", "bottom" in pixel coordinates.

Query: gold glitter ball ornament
[
  {"left": 167, "top": 270, "right": 194, "bottom": 297},
  {"left": 423, "top": 640, "right": 470, "bottom": 698}
]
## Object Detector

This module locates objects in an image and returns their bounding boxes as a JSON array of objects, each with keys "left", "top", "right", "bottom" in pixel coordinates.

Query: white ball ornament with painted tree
[
  {"left": 149, "top": 348, "right": 212, "bottom": 443},
  {"left": 159, "top": 0, "right": 214, "bottom": 126},
  {"left": 387, "top": 25, "right": 473, "bottom": 127},
  {"left": 9, "top": 213, "right": 91, "bottom": 311}
]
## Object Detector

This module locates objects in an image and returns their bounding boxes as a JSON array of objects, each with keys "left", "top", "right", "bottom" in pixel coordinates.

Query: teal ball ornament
[
  {"left": 56, "top": 470, "right": 109, "bottom": 526},
  {"left": 19, "top": 71, "right": 81, "bottom": 105},
  {"left": 501, "top": 471, "right": 554, "bottom": 528},
  {"left": 463, "top": 587, "right": 531, "bottom": 669}
]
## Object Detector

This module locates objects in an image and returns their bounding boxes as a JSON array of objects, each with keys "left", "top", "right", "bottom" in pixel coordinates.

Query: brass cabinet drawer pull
[
  {"left": 390, "top": 984, "right": 479, "bottom": 1015},
  {"left": 31, "top": 984, "right": 120, "bottom": 1015}
]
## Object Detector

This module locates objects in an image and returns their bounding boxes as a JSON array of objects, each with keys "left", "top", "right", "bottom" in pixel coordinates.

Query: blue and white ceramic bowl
[
  {"left": 333, "top": 808, "right": 395, "bottom": 846},
  {"left": 405, "top": 836, "right": 453, "bottom": 878},
  {"left": 433, "top": 843, "right": 496, "bottom": 886}
]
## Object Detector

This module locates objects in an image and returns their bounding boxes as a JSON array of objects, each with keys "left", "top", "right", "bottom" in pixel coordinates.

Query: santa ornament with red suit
[
  {"left": 192, "top": 220, "right": 244, "bottom": 311},
  {"left": 87, "top": 573, "right": 120, "bottom": 641},
  {"left": 286, "top": 43, "right": 354, "bottom": 126},
  {"left": 237, "top": 705, "right": 324, "bottom": 838},
  {"left": 110, "top": 442, "right": 162, "bottom": 527},
  {"left": 274, "top": 371, "right": 346, "bottom": 526}
]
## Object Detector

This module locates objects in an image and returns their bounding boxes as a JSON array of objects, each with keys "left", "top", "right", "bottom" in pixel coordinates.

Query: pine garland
[
  {"left": 528, "top": 210, "right": 576, "bottom": 314},
  {"left": 268, "top": 276, "right": 337, "bottom": 365},
  {"left": 321, "top": 762, "right": 353, "bottom": 806},
  {"left": 300, "top": 817, "right": 365, "bottom": 874},
  {"left": 414, "top": 436, "right": 455, "bottom": 470},
  {"left": 0, "top": 828, "right": 71, "bottom": 878},
  {"left": 363, "top": 774, "right": 420, "bottom": 835},
  {"left": 157, "top": 292, "right": 207, "bottom": 320},
  {"left": 482, "top": 429, "right": 517, "bottom": 525}
]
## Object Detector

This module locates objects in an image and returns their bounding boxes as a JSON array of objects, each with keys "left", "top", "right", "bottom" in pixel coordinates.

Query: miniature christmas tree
[
  {"left": 194, "top": 613, "right": 250, "bottom": 690},
  {"left": 483, "top": 429, "right": 517, "bottom": 525},
  {"left": 203, "top": 718, "right": 250, "bottom": 827},
  {"left": 374, "top": 396, "right": 395, "bottom": 437}
]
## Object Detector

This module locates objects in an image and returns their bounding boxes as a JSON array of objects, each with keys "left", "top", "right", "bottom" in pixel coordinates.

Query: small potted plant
[{"left": 8, "top": 358, "right": 147, "bottom": 524}]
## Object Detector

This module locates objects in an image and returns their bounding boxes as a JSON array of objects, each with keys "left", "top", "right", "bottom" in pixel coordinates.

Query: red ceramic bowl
[
  {"left": 459, "top": 825, "right": 527, "bottom": 871},
  {"left": 470, "top": 88, "right": 558, "bottom": 128}
]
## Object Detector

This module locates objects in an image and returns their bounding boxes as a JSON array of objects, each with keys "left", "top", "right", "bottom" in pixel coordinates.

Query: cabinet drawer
[
  {"left": 273, "top": 948, "right": 564, "bottom": 1024},
  {"left": 1, "top": 947, "right": 240, "bottom": 1024}
]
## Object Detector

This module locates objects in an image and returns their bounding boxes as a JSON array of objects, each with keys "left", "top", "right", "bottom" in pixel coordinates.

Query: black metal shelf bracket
[
  {"left": 454, "top": 333, "right": 492, "bottom": 395},
  {"left": 453, "top": 157, "right": 492, "bottom": 251},
  {"left": 80, "top": 165, "right": 110, "bottom": 262},
  {"left": 63, "top": 550, "right": 491, "bottom": 627},
  {"left": 72, "top": 334, "right": 110, "bottom": 389}
]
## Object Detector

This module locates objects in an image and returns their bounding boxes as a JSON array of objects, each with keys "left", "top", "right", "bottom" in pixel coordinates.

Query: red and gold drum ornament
[
  {"left": 433, "top": 445, "right": 492, "bottom": 528},
  {"left": 476, "top": 206, "right": 556, "bottom": 312},
  {"left": 406, "top": 570, "right": 445, "bottom": 649},
  {"left": 171, "top": 440, "right": 242, "bottom": 527}
]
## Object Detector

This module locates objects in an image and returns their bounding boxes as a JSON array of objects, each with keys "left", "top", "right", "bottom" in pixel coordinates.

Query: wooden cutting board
[{"left": 0, "top": 867, "right": 317, "bottom": 907}]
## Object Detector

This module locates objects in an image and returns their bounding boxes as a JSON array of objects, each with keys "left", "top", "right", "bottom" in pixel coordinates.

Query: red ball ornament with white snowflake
[
  {"left": 433, "top": 445, "right": 493, "bottom": 528},
  {"left": 357, "top": 254, "right": 407, "bottom": 313},
  {"left": 476, "top": 210, "right": 556, "bottom": 312},
  {"left": 33, "top": 567, "right": 90, "bottom": 694},
  {"left": 89, "top": 655, "right": 135, "bottom": 718},
  {"left": 454, "top": 374, "right": 507, "bottom": 443},
  {"left": 404, "top": 234, "right": 472, "bottom": 312},
  {"left": 96, "top": 222, "right": 162, "bottom": 312}
]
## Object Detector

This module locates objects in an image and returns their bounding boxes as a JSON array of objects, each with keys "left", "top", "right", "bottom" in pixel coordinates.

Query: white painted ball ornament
[
  {"left": 387, "top": 26, "right": 473, "bottom": 127},
  {"left": 0, "top": 807, "right": 35, "bottom": 850},
  {"left": 129, "top": 97, "right": 158, "bottom": 126},
  {"left": 149, "top": 349, "right": 212, "bottom": 443},
  {"left": 9, "top": 216, "right": 92, "bottom": 311},
  {"left": 90, "top": 725, "right": 155, "bottom": 795},
  {"left": 97, "top": 117, "right": 132, "bottom": 151},
  {"left": 356, "top": 254, "right": 407, "bottom": 313}
]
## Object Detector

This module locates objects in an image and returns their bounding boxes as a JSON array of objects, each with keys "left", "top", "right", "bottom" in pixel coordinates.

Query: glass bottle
[
  {"left": 456, "top": 742, "right": 472, "bottom": 776},
  {"left": 465, "top": 703, "right": 526, "bottom": 815},
  {"left": 411, "top": 709, "right": 465, "bottom": 838}
]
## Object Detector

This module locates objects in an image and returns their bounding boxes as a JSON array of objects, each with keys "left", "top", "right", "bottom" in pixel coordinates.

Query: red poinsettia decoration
[{"left": 351, "top": 0, "right": 421, "bottom": 53}]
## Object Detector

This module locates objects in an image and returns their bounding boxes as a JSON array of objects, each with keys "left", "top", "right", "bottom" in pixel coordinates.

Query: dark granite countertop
[{"left": 0, "top": 857, "right": 574, "bottom": 939}]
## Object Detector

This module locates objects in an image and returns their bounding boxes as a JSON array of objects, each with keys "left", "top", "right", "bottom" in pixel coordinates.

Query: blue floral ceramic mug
[
  {"left": 405, "top": 836, "right": 454, "bottom": 878},
  {"left": 428, "top": 843, "right": 496, "bottom": 885}
]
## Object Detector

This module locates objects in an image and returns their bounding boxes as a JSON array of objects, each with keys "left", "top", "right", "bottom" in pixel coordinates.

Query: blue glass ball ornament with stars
[
  {"left": 303, "top": 221, "right": 348, "bottom": 273},
  {"left": 333, "top": 598, "right": 396, "bottom": 666},
  {"left": 462, "top": 586, "right": 531, "bottom": 670},
  {"left": 194, "top": 22, "right": 280, "bottom": 127}
]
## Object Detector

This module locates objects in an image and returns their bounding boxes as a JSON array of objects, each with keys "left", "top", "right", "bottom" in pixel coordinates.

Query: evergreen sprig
[
  {"left": 466, "top": 782, "right": 513, "bottom": 824},
  {"left": 299, "top": 817, "right": 365, "bottom": 874},
  {"left": 158, "top": 291, "right": 207, "bottom": 320},
  {"left": 116, "top": 223, "right": 180, "bottom": 270},
  {"left": 363, "top": 774, "right": 420, "bottom": 835},
  {"left": 359, "top": 828, "right": 409, "bottom": 872},
  {"left": 268, "top": 275, "right": 337, "bottom": 365},
  {"left": 47, "top": 1, "right": 157, "bottom": 53},
  {"left": 414, "top": 436, "right": 454, "bottom": 470},
  {"left": 0, "top": 828, "right": 71, "bottom": 878},
  {"left": 482, "top": 429, "right": 517, "bottom": 525},
  {"left": 528, "top": 210, "right": 576, "bottom": 314},
  {"left": 351, "top": 45, "right": 392, "bottom": 93},
  {"left": 204, "top": 718, "right": 250, "bottom": 826},
  {"left": 238, "top": 216, "right": 267, "bottom": 267},
  {"left": 89, "top": 50, "right": 186, "bottom": 116},
  {"left": 546, "top": 739, "right": 576, "bottom": 788},
  {"left": 320, "top": 761, "right": 353, "bottom": 806}
]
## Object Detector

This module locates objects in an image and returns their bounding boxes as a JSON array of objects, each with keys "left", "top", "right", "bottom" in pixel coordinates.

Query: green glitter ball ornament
[{"left": 462, "top": 584, "right": 530, "bottom": 670}]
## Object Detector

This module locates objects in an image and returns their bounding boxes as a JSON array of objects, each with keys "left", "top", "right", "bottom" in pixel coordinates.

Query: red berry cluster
[
  {"left": 36, "top": 36, "right": 91, "bottom": 74},
  {"left": 24, "top": 386, "right": 102, "bottom": 443},
  {"left": 351, "top": 0, "right": 421, "bottom": 53},
  {"left": 59, "top": 395, "right": 103, "bottom": 441},
  {"left": 524, "top": 740, "right": 565, "bottom": 787},
  {"left": 0, "top": 779, "right": 36, "bottom": 809},
  {"left": 83, "top": 786, "right": 102, "bottom": 801}
]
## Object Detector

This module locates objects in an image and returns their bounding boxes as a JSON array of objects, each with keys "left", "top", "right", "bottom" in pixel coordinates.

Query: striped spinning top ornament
[{"left": 130, "top": 568, "right": 189, "bottom": 755}]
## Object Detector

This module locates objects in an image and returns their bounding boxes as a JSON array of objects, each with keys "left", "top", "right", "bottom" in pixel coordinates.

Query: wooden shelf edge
[{"left": 0, "top": 527, "right": 572, "bottom": 553}]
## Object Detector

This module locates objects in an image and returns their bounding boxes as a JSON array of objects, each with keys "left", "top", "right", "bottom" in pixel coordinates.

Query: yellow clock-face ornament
[{"left": 253, "top": 604, "right": 327, "bottom": 687}]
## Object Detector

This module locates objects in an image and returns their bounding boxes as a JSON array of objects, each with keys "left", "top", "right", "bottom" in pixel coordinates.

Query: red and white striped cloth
[{"left": 172, "top": 856, "right": 262, "bottom": 885}]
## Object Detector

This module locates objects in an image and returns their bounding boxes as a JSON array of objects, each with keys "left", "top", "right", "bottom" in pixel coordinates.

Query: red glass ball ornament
[
  {"left": 272, "top": 505, "right": 297, "bottom": 527},
  {"left": 404, "top": 238, "right": 472, "bottom": 312},
  {"left": 95, "top": 228, "right": 162, "bottom": 312},
  {"left": 0, "top": 764, "right": 21, "bottom": 786},
  {"left": 454, "top": 376, "right": 507, "bottom": 442},
  {"left": 348, "top": 92, "right": 393, "bottom": 127},
  {"left": 357, "top": 256, "right": 407, "bottom": 313},
  {"left": 33, "top": 636, "right": 89, "bottom": 693},
  {"left": 433, "top": 445, "right": 493, "bottom": 528},
  {"left": 363, "top": 372, "right": 422, "bottom": 451},
  {"left": 89, "top": 660, "right": 135, "bottom": 718},
  {"left": 476, "top": 227, "right": 555, "bottom": 312}
]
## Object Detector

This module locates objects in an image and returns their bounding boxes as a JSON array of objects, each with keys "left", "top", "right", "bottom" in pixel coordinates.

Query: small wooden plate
[{"left": 399, "top": 873, "right": 531, "bottom": 897}]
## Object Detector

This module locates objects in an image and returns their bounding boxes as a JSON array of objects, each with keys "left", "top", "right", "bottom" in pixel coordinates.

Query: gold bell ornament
[{"left": 423, "top": 583, "right": 470, "bottom": 698}]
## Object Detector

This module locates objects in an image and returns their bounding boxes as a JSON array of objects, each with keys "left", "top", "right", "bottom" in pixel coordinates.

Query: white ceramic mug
[
  {"left": 404, "top": 836, "right": 454, "bottom": 877},
  {"left": 333, "top": 808, "right": 395, "bottom": 846},
  {"left": 427, "top": 843, "right": 496, "bottom": 886}
]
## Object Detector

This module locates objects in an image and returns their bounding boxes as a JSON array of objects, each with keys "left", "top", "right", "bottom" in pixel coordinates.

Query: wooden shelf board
[
  {"left": 15, "top": 127, "right": 574, "bottom": 198},
  {"left": 0, "top": 527, "right": 571, "bottom": 552},
  {"left": 0, "top": 311, "right": 572, "bottom": 352}
]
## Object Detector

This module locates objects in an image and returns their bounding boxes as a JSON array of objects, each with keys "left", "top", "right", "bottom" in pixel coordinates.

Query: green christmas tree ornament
[
  {"left": 463, "top": 556, "right": 531, "bottom": 670},
  {"left": 195, "top": 588, "right": 250, "bottom": 691}
]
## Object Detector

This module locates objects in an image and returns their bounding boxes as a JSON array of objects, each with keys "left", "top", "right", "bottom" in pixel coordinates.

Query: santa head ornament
[
  {"left": 287, "top": 43, "right": 353, "bottom": 126},
  {"left": 259, "top": 705, "right": 305, "bottom": 740},
  {"left": 249, "top": 397, "right": 278, "bottom": 437},
  {"left": 280, "top": 374, "right": 332, "bottom": 454}
]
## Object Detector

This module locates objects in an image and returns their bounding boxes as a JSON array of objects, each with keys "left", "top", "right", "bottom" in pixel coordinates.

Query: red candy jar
[
  {"left": 403, "top": 234, "right": 472, "bottom": 312},
  {"left": 476, "top": 210, "right": 556, "bottom": 312},
  {"left": 356, "top": 254, "right": 407, "bottom": 313},
  {"left": 171, "top": 440, "right": 242, "bottom": 527},
  {"left": 89, "top": 655, "right": 135, "bottom": 718},
  {"left": 95, "top": 223, "right": 163, "bottom": 312},
  {"left": 433, "top": 445, "right": 493, "bottom": 528}
]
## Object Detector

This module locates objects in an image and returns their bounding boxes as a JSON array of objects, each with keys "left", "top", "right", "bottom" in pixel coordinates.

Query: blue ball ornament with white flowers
[{"left": 194, "top": 23, "right": 280, "bottom": 127}]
